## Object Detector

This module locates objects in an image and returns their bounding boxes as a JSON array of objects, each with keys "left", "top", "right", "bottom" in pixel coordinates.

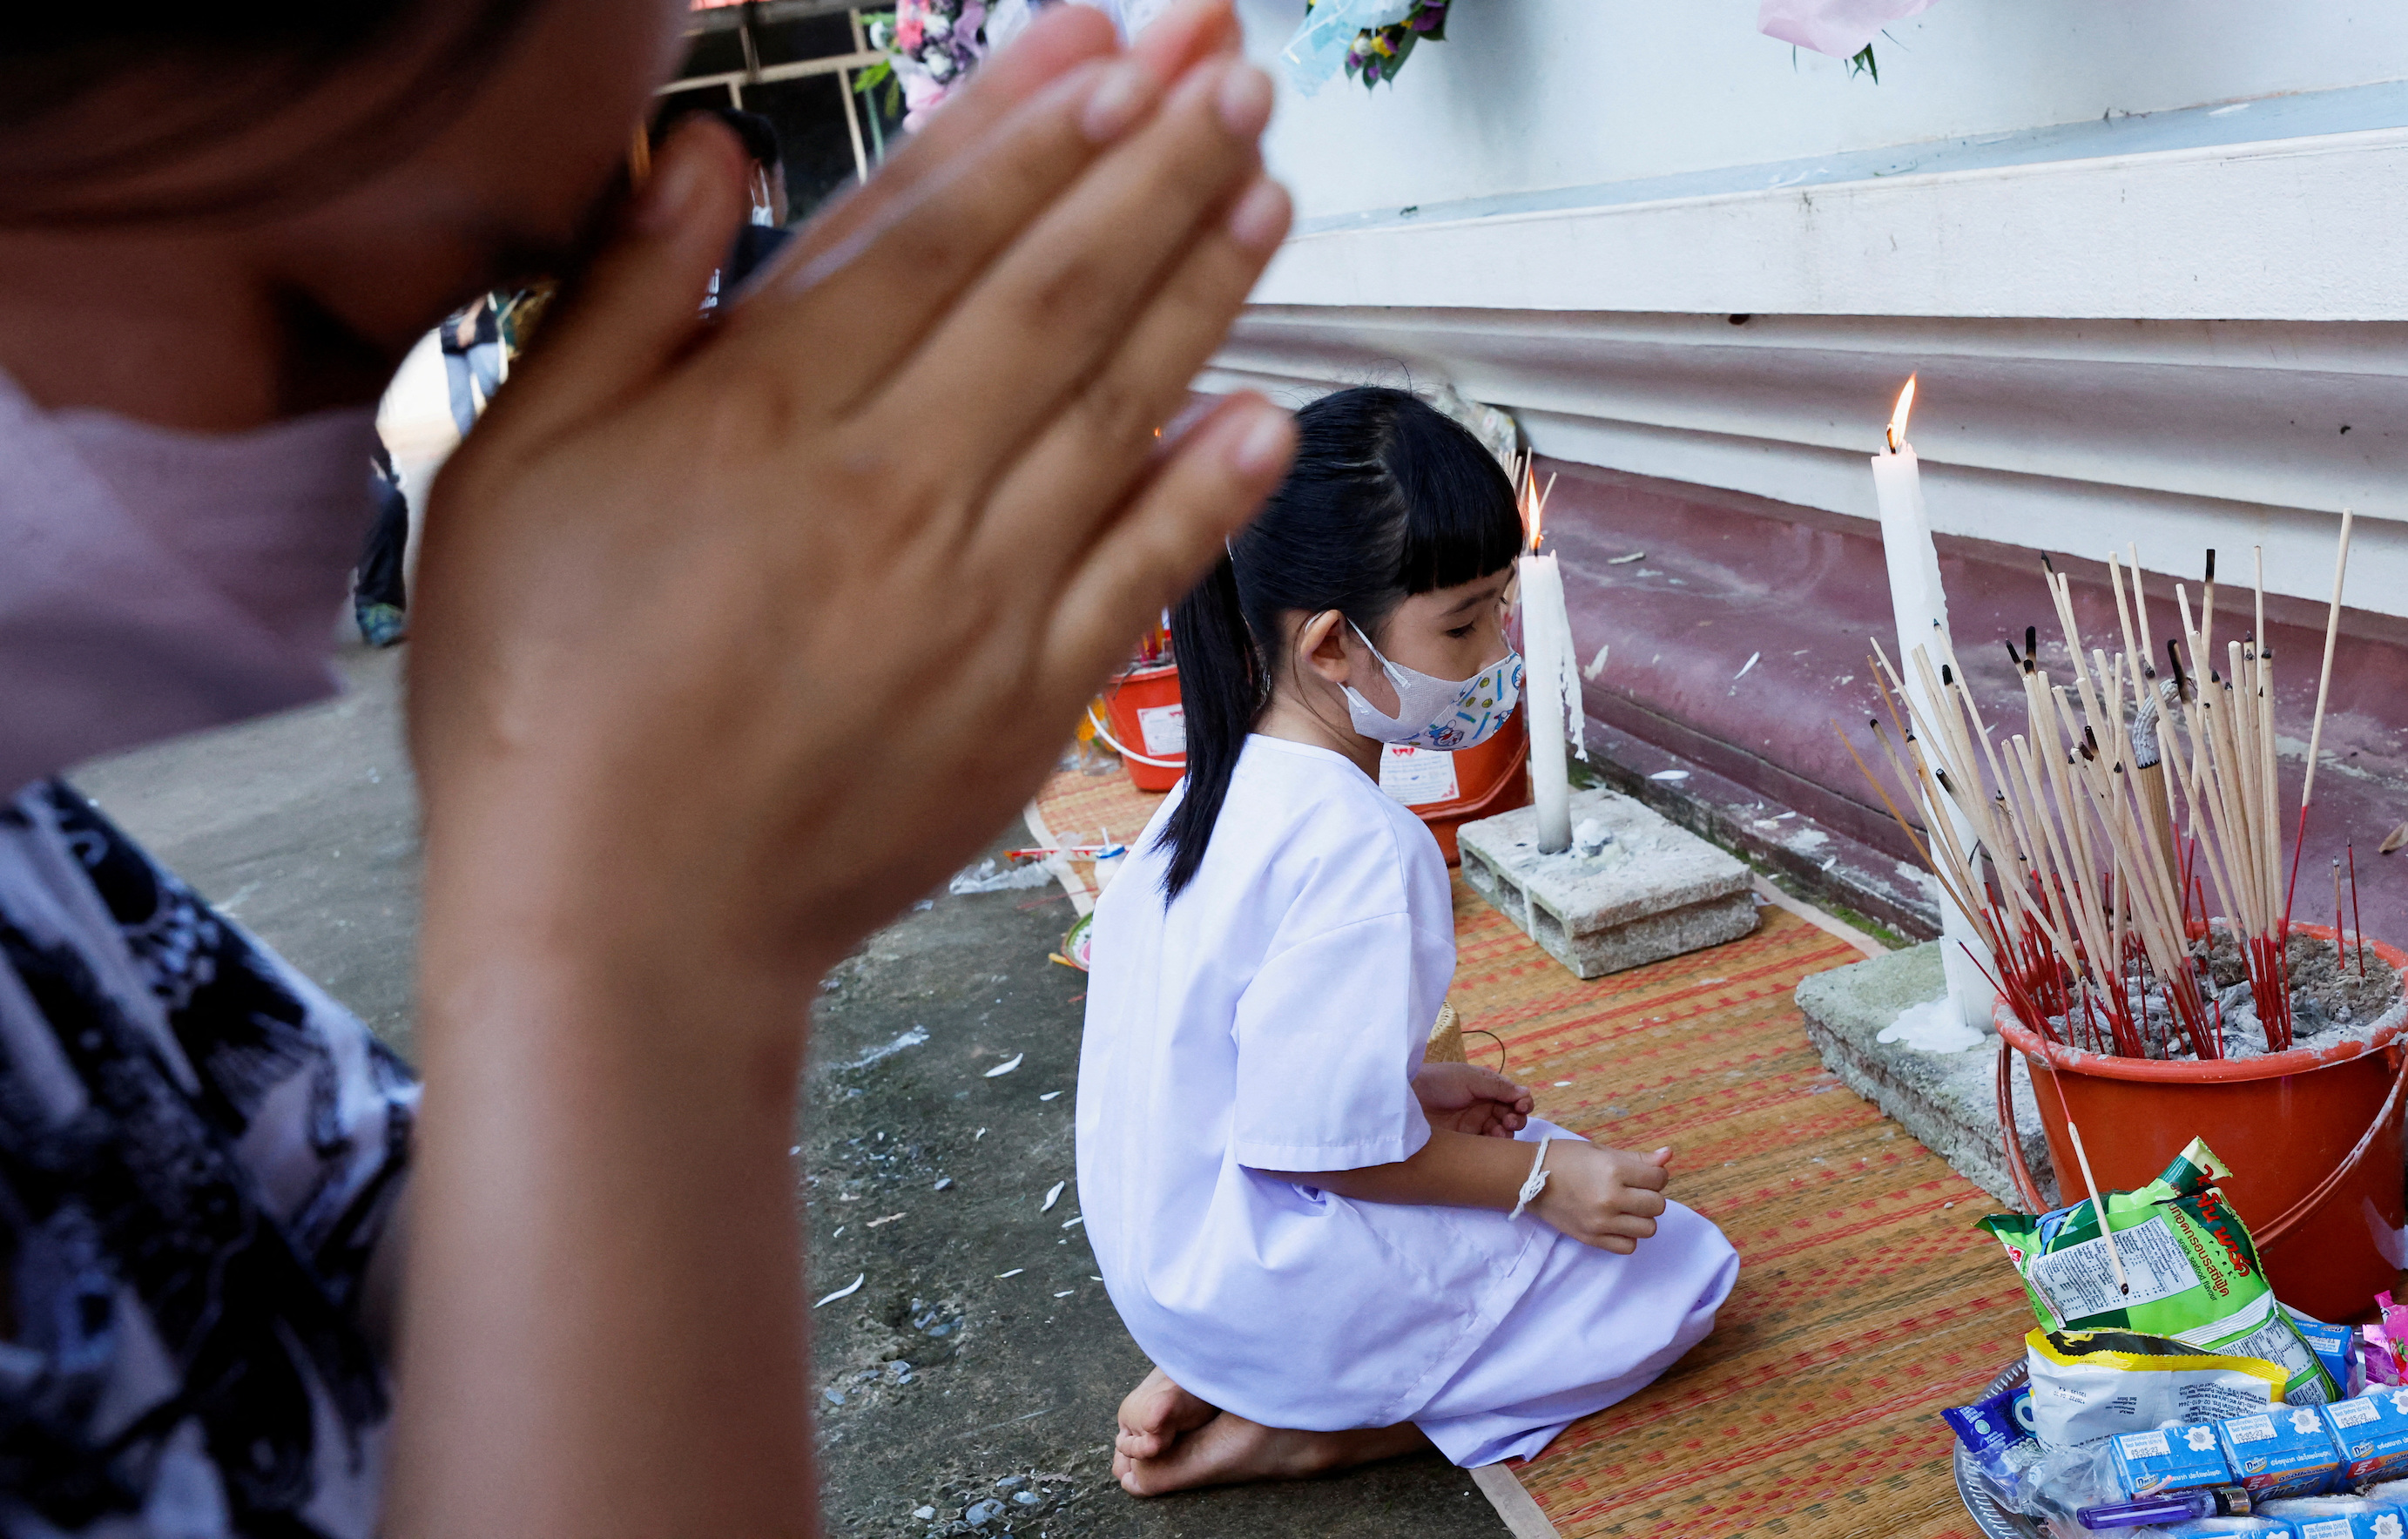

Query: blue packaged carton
[
  {"left": 2261, "top": 1496, "right": 2407, "bottom": 1539},
  {"left": 2324, "top": 1391, "right": 2408, "bottom": 1485},
  {"left": 2114, "top": 1422, "right": 2237, "bottom": 1497},
  {"left": 2219, "top": 1407, "right": 2344, "bottom": 1500},
  {"left": 2292, "top": 1310, "right": 2368, "bottom": 1401},
  {"left": 2163, "top": 1519, "right": 2301, "bottom": 1537}
]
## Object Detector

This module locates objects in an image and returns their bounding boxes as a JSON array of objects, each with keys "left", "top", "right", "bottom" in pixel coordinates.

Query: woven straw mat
[{"left": 1029, "top": 766, "right": 2027, "bottom": 1538}]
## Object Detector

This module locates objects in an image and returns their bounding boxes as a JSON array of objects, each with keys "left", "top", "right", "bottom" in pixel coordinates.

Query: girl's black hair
[{"left": 1157, "top": 385, "right": 1524, "bottom": 900}]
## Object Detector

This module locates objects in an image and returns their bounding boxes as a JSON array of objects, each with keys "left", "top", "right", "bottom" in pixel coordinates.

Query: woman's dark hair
[
  {"left": 1157, "top": 386, "right": 1523, "bottom": 900},
  {"left": 0, "top": 1, "right": 546, "bottom": 227},
  {"left": 658, "top": 106, "right": 782, "bottom": 172}
]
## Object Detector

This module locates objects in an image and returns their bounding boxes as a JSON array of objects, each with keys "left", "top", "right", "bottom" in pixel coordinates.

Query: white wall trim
[
  {"left": 1251, "top": 127, "right": 2408, "bottom": 321},
  {"left": 1199, "top": 307, "right": 2403, "bottom": 614}
]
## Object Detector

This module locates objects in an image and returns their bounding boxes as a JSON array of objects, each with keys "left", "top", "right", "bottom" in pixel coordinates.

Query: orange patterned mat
[{"left": 1029, "top": 766, "right": 2029, "bottom": 1539}]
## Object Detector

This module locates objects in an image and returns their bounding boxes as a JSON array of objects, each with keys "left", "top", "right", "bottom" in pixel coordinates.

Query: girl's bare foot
[
  {"left": 1114, "top": 1410, "right": 1428, "bottom": 1496},
  {"left": 1115, "top": 1367, "right": 1218, "bottom": 1461}
]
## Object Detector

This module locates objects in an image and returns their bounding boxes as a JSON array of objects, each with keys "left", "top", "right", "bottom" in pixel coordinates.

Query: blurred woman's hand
[
  {"left": 391, "top": 10, "right": 1292, "bottom": 1535},
  {"left": 409, "top": 2, "right": 1292, "bottom": 994}
]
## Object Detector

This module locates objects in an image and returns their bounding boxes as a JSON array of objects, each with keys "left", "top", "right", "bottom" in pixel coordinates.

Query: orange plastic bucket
[
  {"left": 1094, "top": 661, "right": 1185, "bottom": 793},
  {"left": 1375, "top": 705, "right": 1532, "bottom": 865},
  {"left": 1993, "top": 925, "right": 2408, "bottom": 1323}
]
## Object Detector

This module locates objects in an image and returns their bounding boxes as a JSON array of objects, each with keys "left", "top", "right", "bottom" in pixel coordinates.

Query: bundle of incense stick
[{"left": 1845, "top": 523, "right": 2357, "bottom": 1060}]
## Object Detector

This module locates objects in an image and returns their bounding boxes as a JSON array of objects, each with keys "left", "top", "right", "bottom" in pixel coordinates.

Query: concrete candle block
[
  {"left": 1794, "top": 942, "right": 2058, "bottom": 1209},
  {"left": 1456, "top": 787, "right": 1757, "bottom": 979}
]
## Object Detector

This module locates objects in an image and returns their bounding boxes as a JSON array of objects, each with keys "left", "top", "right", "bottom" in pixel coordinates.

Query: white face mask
[
  {"left": 1340, "top": 620, "right": 1523, "bottom": 752},
  {"left": 0, "top": 369, "right": 376, "bottom": 793}
]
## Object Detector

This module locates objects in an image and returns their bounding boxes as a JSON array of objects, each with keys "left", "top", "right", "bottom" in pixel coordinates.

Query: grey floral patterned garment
[{"left": 0, "top": 780, "right": 413, "bottom": 1538}]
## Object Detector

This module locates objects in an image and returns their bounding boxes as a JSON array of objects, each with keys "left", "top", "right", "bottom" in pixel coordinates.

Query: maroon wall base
[{"left": 1548, "top": 459, "right": 2408, "bottom": 944}]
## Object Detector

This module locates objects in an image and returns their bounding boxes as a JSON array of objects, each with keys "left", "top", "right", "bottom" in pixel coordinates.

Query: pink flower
[
  {"left": 895, "top": 17, "right": 924, "bottom": 49},
  {"left": 1757, "top": 0, "right": 1935, "bottom": 57}
]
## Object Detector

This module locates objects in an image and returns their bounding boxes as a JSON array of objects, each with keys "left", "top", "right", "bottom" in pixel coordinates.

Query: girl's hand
[
  {"left": 1412, "top": 1061, "right": 1533, "bottom": 1137},
  {"left": 1532, "top": 1143, "right": 1673, "bottom": 1254}
]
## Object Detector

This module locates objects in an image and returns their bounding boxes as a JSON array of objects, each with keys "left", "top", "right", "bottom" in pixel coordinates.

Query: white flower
[
  {"left": 924, "top": 11, "right": 953, "bottom": 37},
  {"left": 926, "top": 51, "right": 955, "bottom": 79}
]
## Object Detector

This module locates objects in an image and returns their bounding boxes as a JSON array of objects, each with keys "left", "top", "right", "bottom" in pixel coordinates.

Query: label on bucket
[
  {"left": 1379, "top": 746, "right": 1460, "bottom": 807},
  {"left": 2029, "top": 1217, "right": 2198, "bottom": 1320},
  {"left": 1137, "top": 704, "right": 1185, "bottom": 757}
]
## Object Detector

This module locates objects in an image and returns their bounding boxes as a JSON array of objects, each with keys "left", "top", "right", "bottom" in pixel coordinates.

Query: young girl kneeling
[{"left": 1076, "top": 387, "right": 1742, "bottom": 1494}]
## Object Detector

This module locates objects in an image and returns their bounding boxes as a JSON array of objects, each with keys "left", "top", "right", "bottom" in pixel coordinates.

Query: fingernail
[
  {"left": 1228, "top": 406, "right": 1292, "bottom": 478},
  {"left": 1226, "top": 179, "right": 1290, "bottom": 253},
  {"left": 1082, "top": 61, "right": 1154, "bottom": 143},
  {"left": 636, "top": 149, "right": 706, "bottom": 235},
  {"left": 1216, "top": 63, "right": 1273, "bottom": 138}
]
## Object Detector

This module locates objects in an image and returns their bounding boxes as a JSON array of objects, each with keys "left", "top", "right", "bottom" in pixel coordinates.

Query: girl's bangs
[{"left": 1391, "top": 428, "right": 1524, "bottom": 595}]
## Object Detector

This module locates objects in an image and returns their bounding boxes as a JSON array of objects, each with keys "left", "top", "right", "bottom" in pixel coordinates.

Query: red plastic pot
[
  {"left": 1093, "top": 661, "right": 1185, "bottom": 793},
  {"left": 1994, "top": 924, "right": 2408, "bottom": 1323}
]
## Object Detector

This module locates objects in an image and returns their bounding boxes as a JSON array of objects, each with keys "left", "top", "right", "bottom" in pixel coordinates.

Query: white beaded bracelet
[{"left": 1508, "top": 1137, "right": 1553, "bottom": 1220}]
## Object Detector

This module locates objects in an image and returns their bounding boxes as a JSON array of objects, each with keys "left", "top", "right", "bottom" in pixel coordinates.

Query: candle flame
[
  {"left": 1885, "top": 374, "right": 1918, "bottom": 454},
  {"left": 1517, "top": 451, "right": 1555, "bottom": 551}
]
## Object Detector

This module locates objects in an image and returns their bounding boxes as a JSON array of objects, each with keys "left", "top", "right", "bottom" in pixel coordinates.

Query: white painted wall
[
  {"left": 1240, "top": 0, "right": 2408, "bottom": 225},
  {"left": 1208, "top": 1, "right": 2408, "bottom": 613}
]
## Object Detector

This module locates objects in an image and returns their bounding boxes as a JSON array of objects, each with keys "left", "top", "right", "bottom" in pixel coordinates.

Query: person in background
[
  {"left": 0, "top": 0, "right": 1292, "bottom": 1535},
  {"left": 657, "top": 105, "right": 792, "bottom": 300},
  {"left": 357, "top": 444, "right": 411, "bottom": 646},
  {"left": 435, "top": 293, "right": 503, "bottom": 439}
]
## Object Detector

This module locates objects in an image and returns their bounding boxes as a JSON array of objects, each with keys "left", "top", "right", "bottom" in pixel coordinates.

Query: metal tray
[{"left": 1953, "top": 1358, "right": 2045, "bottom": 1539}]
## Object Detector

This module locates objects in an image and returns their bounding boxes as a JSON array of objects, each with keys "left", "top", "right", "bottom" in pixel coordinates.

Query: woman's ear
[{"left": 1295, "top": 610, "right": 1351, "bottom": 688}]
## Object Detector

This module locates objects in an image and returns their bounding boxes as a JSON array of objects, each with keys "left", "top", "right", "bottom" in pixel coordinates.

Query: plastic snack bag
[
  {"left": 2027, "top": 1328, "right": 2287, "bottom": 1450},
  {"left": 1943, "top": 1380, "right": 2044, "bottom": 1502},
  {"left": 1981, "top": 1139, "right": 2337, "bottom": 1406}
]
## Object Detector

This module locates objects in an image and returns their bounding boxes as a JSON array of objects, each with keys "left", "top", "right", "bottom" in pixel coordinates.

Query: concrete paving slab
[{"left": 1793, "top": 942, "right": 2059, "bottom": 1210}]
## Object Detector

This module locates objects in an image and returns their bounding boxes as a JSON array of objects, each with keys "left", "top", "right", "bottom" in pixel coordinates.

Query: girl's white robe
[{"left": 1077, "top": 735, "right": 1740, "bottom": 1466}]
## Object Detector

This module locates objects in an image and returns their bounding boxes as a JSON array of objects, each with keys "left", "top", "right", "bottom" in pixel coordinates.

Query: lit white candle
[
  {"left": 1871, "top": 376, "right": 1998, "bottom": 1036},
  {"left": 1517, "top": 462, "right": 1575, "bottom": 854},
  {"left": 1521, "top": 548, "right": 1574, "bottom": 854}
]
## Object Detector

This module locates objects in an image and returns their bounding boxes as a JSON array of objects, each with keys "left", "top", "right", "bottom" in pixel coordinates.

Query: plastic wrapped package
[
  {"left": 2324, "top": 1389, "right": 2408, "bottom": 1485},
  {"left": 1982, "top": 1141, "right": 2337, "bottom": 1407},
  {"left": 1945, "top": 1380, "right": 2046, "bottom": 1507},
  {"left": 2216, "top": 1407, "right": 2344, "bottom": 1500},
  {"left": 2027, "top": 1328, "right": 2287, "bottom": 1450},
  {"left": 2290, "top": 1311, "right": 2367, "bottom": 1401},
  {"left": 2259, "top": 1495, "right": 2408, "bottom": 1538}
]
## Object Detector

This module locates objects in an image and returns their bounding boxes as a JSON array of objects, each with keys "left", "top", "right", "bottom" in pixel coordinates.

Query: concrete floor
[{"left": 71, "top": 638, "right": 1508, "bottom": 1539}]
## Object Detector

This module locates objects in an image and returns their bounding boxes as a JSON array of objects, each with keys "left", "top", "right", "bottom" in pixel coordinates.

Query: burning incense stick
[
  {"left": 2351, "top": 843, "right": 2366, "bottom": 979},
  {"left": 2277, "top": 508, "right": 2351, "bottom": 912},
  {"left": 2066, "top": 1118, "right": 2128, "bottom": 1295}
]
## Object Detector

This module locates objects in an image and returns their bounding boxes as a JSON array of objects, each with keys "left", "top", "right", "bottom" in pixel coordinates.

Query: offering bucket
[
  {"left": 1994, "top": 924, "right": 2408, "bottom": 1323},
  {"left": 1090, "top": 661, "right": 1185, "bottom": 793}
]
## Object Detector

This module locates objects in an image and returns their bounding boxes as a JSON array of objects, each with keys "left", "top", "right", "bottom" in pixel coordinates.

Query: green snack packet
[{"left": 1981, "top": 1137, "right": 2336, "bottom": 1406}]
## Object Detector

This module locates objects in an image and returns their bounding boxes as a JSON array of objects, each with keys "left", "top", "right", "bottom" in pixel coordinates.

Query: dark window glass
[
  {"left": 743, "top": 74, "right": 860, "bottom": 221},
  {"left": 677, "top": 25, "right": 748, "bottom": 80},
  {"left": 754, "top": 14, "right": 860, "bottom": 65}
]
